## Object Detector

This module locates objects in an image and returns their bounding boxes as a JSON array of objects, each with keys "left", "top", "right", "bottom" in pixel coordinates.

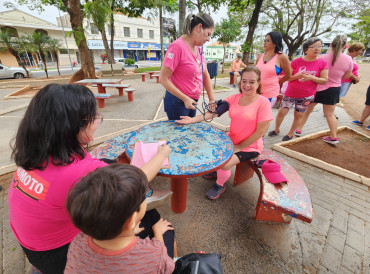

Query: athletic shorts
[
  {"left": 235, "top": 151, "right": 260, "bottom": 162},
  {"left": 281, "top": 95, "right": 314, "bottom": 112},
  {"left": 314, "top": 87, "right": 340, "bottom": 105},
  {"left": 365, "top": 85, "right": 370, "bottom": 106}
]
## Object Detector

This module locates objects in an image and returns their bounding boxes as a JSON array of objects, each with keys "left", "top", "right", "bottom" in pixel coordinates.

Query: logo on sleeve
[
  {"left": 167, "top": 53, "right": 174, "bottom": 59},
  {"left": 12, "top": 167, "right": 50, "bottom": 201}
]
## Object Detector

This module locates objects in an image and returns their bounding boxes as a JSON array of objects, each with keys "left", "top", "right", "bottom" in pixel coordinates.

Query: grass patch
[
  {"left": 214, "top": 85, "right": 229, "bottom": 90},
  {"left": 134, "top": 67, "right": 162, "bottom": 73}
]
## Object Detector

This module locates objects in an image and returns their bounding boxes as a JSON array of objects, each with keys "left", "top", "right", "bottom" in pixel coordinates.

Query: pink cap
[{"left": 261, "top": 160, "right": 288, "bottom": 184}]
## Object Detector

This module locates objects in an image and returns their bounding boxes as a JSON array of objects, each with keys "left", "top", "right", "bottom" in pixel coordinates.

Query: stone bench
[
  {"left": 152, "top": 74, "right": 160, "bottom": 83},
  {"left": 94, "top": 93, "right": 112, "bottom": 108},
  {"left": 102, "top": 84, "right": 131, "bottom": 96}
]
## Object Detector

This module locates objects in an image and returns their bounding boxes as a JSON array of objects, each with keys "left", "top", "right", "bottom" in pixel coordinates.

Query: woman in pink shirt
[
  {"left": 338, "top": 42, "right": 365, "bottom": 106},
  {"left": 297, "top": 35, "right": 353, "bottom": 144},
  {"left": 256, "top": 31, "right": 291, "bottom": 105},
  {"left": 177, "top": 66, "right": 273, "bottom": 199},
  {"left": 268, "top": 37, "right": 328, "bottom": 141},
  {"left": 160, "top": 13, "right": 216, "bottom": 120}
]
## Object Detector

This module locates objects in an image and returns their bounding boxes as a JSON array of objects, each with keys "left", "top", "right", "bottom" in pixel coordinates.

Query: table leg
[
  {"left": 117, "top": 87, "right": 123, "bottom": 96},
  {"left": 97, "top": 83, "right": 105, "bottom": 94},
  {"left": 127, "top": 91, "right": 134, "bottom": 101},
  {"left": 141, "top": 74, "right": 145, "bottom": 82},
  {"left": 170, "top": 177, "right": 187, "bottom": 213}
]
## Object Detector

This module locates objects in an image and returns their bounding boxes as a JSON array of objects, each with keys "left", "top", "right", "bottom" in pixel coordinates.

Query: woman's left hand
[
  {"left": 176, "top": 116, "right": 193, "bottom": 124},
  {"left": 208, "top": 101, "right": 217, "bottom": 112}
]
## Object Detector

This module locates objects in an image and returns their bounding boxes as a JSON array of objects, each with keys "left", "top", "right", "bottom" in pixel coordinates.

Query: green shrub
[{"left": 125, "top": 58, "right": 135, "bottom": 65}]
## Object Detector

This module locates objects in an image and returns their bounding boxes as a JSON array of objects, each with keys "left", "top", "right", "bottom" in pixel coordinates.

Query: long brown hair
[{"left": 331, "top": 35, "right": 347, "bottom": 66}]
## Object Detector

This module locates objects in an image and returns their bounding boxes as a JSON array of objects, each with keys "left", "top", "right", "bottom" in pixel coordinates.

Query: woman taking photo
[
  {"left": 9, "top": 84, "right": 170, "bottom": 273},
  {"left": 160, "top": 13, "right": 216, "bottom": 120},
  {"left": 256, "top": 31, "right": 291, "bottom": 105},
  {"left": 296, "top": 35, "right": 353, "bottom": 144},
  {"left": 177, "top": 66, "right": 273, "bottom": 200},
  {"left": 268, "top": 37, "right": 328, "bottom": 141}
]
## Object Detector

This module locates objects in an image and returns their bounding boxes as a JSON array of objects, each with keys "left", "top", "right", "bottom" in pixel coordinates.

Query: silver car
[{"left": 0, "top": 64, "right": 32, "bottom": 79}]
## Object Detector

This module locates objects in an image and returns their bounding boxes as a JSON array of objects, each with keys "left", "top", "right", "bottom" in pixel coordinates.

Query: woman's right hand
[
  {"left": 176, "top": 116, "right": 194, "bottom": 124},
  {"left": 157, "top": 144, "right": 171, "bottom": 158},
  {"left": 184, "top": 98, "right": 197, "bottom": 110}
]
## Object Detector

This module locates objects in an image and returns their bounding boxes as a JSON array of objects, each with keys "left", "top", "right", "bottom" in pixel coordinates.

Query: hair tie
[{"left": 191, "top": 15, "right": 195, "bottom": 21}]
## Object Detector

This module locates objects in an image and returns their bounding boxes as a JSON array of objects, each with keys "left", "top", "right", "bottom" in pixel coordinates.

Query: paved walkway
[{"left": 0, "top": 64, "right": 369, "bottom": 273}]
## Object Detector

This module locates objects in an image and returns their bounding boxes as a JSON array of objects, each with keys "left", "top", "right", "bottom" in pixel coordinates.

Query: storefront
[
  {"left": 124, "top": 42, "right": 168, "bottom": 61},
  {"left": 86, "top": 40, "right": 129, "bottom": 63}
]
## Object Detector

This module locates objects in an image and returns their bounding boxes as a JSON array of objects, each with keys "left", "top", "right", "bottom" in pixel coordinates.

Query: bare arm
[
  {"left": 278, "top": 54, "right": 291, "bottom": 86},
  {"left": 159, "top": 65, "right": 196, "bottom": 110},
  {"left": 176, "top": 111, "right": 219, "bottom": 124},
  {"left": 301, "top": 69, "right": 328, "bottom": 84},
  {"left": 233, "top": 120, "right": 271, "bottom": 153}
]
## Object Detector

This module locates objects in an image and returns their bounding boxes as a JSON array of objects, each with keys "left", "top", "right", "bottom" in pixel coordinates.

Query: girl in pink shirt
[
  {"left": 256, "top": 31, "right": 291, "bottom": 105},
  {"left": 160, "top": 13, "right": 216, "bottom": 120},
  {"left": 177, "top": 66, "right": 273, "bottom": 199}
]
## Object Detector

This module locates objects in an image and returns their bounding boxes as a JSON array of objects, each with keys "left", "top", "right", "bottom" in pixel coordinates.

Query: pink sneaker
[
  {"left": 322, "top": 136, "right": 339, "bottom": 145},
  {"left": 294, "top": 130, "right": 302, "bottom": 137}
]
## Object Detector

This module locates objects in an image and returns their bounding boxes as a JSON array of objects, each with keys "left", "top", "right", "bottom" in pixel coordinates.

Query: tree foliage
[
  {"left": 348, "top": 8, "right": 370, "bottom": 48},
  {"left": 46, "top": 37, "right": 63, "bottom": 75},
  {"left": 212, "top": 17, "right": 242, "bottom": 72},
  {"left": 24, "top": 31, "right": 51, "bottom": 77},
  {"left": 262, "top": 0, "right": 359, "bottom": 59}
]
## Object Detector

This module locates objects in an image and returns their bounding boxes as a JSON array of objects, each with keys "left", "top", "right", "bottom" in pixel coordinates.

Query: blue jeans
[
  {"left": 340, "top": 82, "right": 352, "bottom": 98},
  {"left": 164, "top": 90, "right": 198, "bottom": 120}
]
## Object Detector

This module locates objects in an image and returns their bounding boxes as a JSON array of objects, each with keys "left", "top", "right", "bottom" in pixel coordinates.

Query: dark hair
[
  {"left": 331, "top": 35, "right": 347, "bottom": 66},
  {"left": 183, "top": 13, "right": 214, "bottom": 35},
  {"left": 266, "top": 31, "right": 283, "bottom": 53},
  {"left": 11, "top": 84, "right": 97, "bottom": 170},
  {"left": 302, "top": 37, "right": 322, "bottom": 55},
  {"left": 239, "top": 66, "right": 262, "bottom": 94},
  {"left": 66, "top": 164, "right": 148, "bottom": 241}
]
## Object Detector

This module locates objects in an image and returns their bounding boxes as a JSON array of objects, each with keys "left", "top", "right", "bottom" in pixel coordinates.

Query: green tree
[
  {"left": 46, "top": 38, "right": 63, "bottom": 76},
  {"left": 262, "top": 0, "right": 362, "bottom": 59},
  {"left": 212, "top": 17, "right": 242, "bottom": 73},
  {"left": 0, "top": 28, "right": 30, "bottom": 78},
  {"left": 348, "top": 8, "right": 370, "bottom": 48},
  {"left": 24, "top": 31, "right": 51, "bottom": 77}
]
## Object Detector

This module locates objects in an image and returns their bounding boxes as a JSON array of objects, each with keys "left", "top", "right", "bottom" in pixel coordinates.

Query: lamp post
[{"left": 56, "top": 2, "right": 74, "bottom": 72}]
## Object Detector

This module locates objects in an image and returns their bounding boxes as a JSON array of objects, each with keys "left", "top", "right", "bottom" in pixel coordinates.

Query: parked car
[{"left": 0, "top": 64, "right": 32, "bottom": 79}]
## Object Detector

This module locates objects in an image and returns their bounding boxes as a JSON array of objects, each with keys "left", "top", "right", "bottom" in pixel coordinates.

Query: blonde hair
[
  {"left": 331, "top": 35, "right": 347, "bottom": 66},
  {"left": 348, "top": 42, "right": 365, "bottom": 53},
  {"left": 182, "top": 13, "right": 214, "bottom": 35},
  {"left": 239, "top": 66, "right": 262, "bottom": 94}
]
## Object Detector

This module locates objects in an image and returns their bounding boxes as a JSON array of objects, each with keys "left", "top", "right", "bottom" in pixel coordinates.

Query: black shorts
[
  {"left": 314, "top": 87, "right": 340, "bottom": 105},
  {"left": 365, "top": 85, "right": 370, "bottom": 106},
  {"left": 235, "top": 151, "right": 260, "bottom": 162}
]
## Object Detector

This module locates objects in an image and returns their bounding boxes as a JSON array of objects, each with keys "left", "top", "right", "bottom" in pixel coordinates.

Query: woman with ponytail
[
  {"left": 296, "top": 35, "right": 353, "bottom": 145},
  {"left": 159, "top": 13, "right": 216, "bottom": 120}
]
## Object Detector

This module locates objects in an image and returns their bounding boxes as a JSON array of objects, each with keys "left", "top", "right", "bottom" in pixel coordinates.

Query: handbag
[{"left": 173, "top": 253, "right": 223, "bottom": 274}]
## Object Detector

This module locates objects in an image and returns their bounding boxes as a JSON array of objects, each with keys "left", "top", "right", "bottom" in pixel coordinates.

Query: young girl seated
[{"left": 177, "top": 66, "right": 273, "bottom": 199}]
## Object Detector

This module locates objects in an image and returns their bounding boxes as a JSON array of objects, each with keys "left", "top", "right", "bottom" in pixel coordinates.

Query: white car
[{"left": 0, "top": 64, "right": 31, "bottom": 79}]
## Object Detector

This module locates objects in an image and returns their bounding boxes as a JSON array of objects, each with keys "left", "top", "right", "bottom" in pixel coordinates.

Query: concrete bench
[
  {"left": 124, "top": 88, "right": 135, "bottom": 102},
  {"left": 147, "top": 71, "right": 160, "bottom": 79},
  {"left": 233, "top": 148, "right": 313, "bottom": 224},
  {"left": 94, "top": 93, "right": 112, "bottom": 108},
  {"left": 152, "top": 74, "right": 160, "bottom": 83},
  {"left": 102, "top": 84, "right": 131, "bottom": 96},
  {"left": 140, "top": 73, "right": 147, "bottom": 82},
  {"left": 101, "top": 63, "right": 124, "bottom": 76}
]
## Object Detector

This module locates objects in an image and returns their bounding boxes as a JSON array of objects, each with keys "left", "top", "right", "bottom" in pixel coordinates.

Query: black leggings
[{"left": 21, "top": 209, "right": 175, "bottom": 273}]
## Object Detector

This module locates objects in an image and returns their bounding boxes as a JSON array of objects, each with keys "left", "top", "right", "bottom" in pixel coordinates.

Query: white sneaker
[{"left": 146, "top": 189, "right": 173, "bottom": 210}]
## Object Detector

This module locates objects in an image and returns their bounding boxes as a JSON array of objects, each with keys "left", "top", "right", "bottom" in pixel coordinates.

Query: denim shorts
[{"left": 164, "top": 90, "right": 198, "bottom": 120}]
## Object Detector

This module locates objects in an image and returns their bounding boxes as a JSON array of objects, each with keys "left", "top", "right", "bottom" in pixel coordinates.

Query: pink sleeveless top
[{"left": 256, "top": 53, "right": 280, "bottom": 98}]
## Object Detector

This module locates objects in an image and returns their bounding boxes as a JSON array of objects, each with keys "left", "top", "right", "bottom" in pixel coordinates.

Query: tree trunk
[
  {"left": 9, "top": 48, "right": 30, "bottom": 78},
  {"left": 160, "top": 6, "right": 164, "bottom": 65},
  {"left": 109, "top": 3, "right": 115, "bottom": 60},
  {"left": 242, "top": 0, "right": 264, "bottom": 64},
  {"left": 100, "top": 28, "right": 114, "bottom": 74},
  {"left": 53, "top": 51, "right": 61, "bottom": 76},
  {"left": 178, "top": 0, "right": 186, "bottom": 36},
  {"left": 39, "top": 49, "right": 49, "bottom": 78},
  {"left": 63, "top": 0, "right": 96, "bottom": 79}
]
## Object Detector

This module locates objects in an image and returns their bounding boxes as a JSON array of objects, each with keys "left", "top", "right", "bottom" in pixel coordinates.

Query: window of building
[
  {"left": 149, "top": 30, "right": 154, "bottom": 39},
  {"left": 90, "top": 24, "right": 99, "bottom": 34},
  {"left": 137, "top": 28, "right": 143, "bottom": 38},
  {"left": 1, "top": 26, "right": 18, "bottom": 37},
  {"left": 124, "top": 27, "right": 130, "bottom": 37},
  {"left": 59, "top": 49, "right": 68, "bottom": 54}
]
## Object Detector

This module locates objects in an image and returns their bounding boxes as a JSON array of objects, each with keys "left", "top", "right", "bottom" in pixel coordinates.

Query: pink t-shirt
[
  {"left": 317, "top": 53, "right": 353, "bottom": 91},
  {"left": 256, "top": 53, "right": 280, "bottom": 98},
  {"left": 65, "top": 233, "right": 175, "bottom": 274},
  {"left": 230, "top": 59, "right": 243, "bottom": 72},
  {"left": 342, "top": 60, "right": 358, "bottom": 83},
  {"left": 163, "top": 37, "right": 206, "bottom": 99},
  {"left": 284, "top": 57, "right": 328, "bottom": 98},
  {"left": 8, "top": 153, "right": 106, "bottom": 251},
  {"left": 225, "top": 94, "right": 273, "bottom": 153}
]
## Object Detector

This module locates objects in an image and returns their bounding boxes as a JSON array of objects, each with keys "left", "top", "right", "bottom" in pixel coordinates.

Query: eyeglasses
[
  {"left": 263, "top": 39, "right": 270, "bottom": 44},
  {"left": 308, "top": 45, "right": 323, "bottom": 49},
  {"left": 146, "top": 187, "right": 153, "bottom": 198},
  {"left": 94, "top": 112, "right": 104, "bottom": 124}
]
